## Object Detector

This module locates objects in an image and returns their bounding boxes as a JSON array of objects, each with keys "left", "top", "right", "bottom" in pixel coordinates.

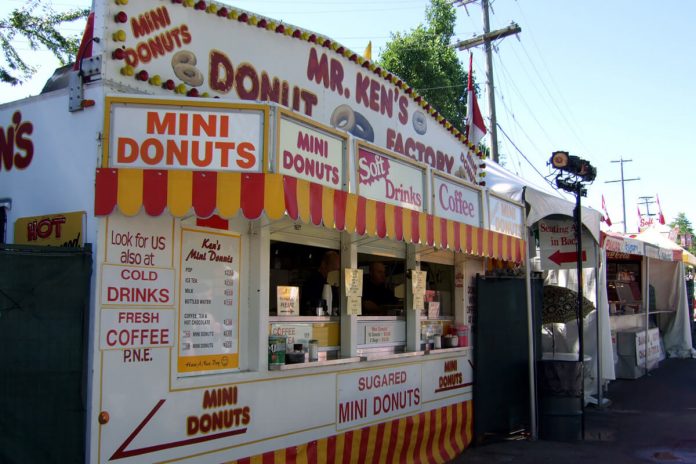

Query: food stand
[
  {"left": 0, "top": 1, "right": 528, "bottom": 462},
  {"left": 602, "top": 227, "right": 694, "bottom": 379}
]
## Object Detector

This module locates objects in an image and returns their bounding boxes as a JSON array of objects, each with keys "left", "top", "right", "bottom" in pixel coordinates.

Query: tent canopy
[{"left": 486, "top": 159, "right": 602, "bottom": 243}]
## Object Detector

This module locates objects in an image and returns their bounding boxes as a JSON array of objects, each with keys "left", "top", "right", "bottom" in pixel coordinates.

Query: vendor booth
[
  {"left": 0, "top": 1, "right": 527, "bottom": 463},
  {"left": 602, "top": 227, "right": 694, "bottom": 379}
]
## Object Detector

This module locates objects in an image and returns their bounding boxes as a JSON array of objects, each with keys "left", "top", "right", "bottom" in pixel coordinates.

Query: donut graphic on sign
[{"left": 171, "top": 50, "right": 204, "bottom": 87}]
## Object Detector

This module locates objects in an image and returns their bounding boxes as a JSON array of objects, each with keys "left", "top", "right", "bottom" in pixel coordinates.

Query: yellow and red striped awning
[{"left": 95, "top": 168, "right": 525, "bottom": 262}]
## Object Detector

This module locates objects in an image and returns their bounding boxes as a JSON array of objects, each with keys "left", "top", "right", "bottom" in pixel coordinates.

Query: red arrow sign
[
  {"left": 110, "top": 399, "right": 247, "bottom": 460},
  {"left": 548, "top": 250, "right": 587, "bottom": 266}
]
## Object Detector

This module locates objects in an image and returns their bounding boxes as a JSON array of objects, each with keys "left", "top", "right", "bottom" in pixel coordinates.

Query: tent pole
[
  {"left": 525, "top": 228, "right": 538, "bottom": 439},
  {"left": 595, "top": 244, "right": 603, "bottom": 407}
]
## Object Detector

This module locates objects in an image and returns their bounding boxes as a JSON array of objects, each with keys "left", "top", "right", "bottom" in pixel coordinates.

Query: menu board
[
  {"left": 411, "top": 270, "right": 427, "bottom": 312},
  {"left": 345, "top": 268, "right": 363, "bottom": 315},
  {"left": 178, "top": 228, "right": 241, "bottom": 374}
]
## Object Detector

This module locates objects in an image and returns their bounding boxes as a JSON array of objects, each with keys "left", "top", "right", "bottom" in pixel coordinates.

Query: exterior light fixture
[{"left": 549, "top": 151, "right": 596, "bottom": 183}]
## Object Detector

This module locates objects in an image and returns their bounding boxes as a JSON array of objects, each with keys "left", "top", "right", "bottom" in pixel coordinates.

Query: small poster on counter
[
  {"left": 277, "top": 286, "right": 300, "bottom": 316},
  {"left": 347, "top": 295, "right": 362, "bottom": 316},
  {"left": 178, "top": 228, "right": 241, "bottom": 375},
  {"left": 427, "top": 301, "right": 440, "bottom": 319},
  {"left": 345, "top": 268, "right": 363, "bottom": 297}
]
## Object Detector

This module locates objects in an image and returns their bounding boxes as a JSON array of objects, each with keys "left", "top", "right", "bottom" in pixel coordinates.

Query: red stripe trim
[
  {"left": 373, "top": 422, "right": 386, "bottom": 463},
  {"left": 237, "top": 458, "right": 251, "bottom": 464},
  {"left": 356, "top": 197, "right": 367, "bottom": 235},
  {"left": 309, "top": 182, "right": 323, "bottom": 226},
  {"left": 95, "top": 168, "right": 117, "bottom": 215},
  {"left": 376, "top": 202, "right": 386, "bottom": 238},
  {"left": 426, "top": 214, "right": 435, "bottom": 246},
  {"left": 498, "top": 233, "right": 504, "bottom": 260},
  {"left": 240, "top": 173, "right": 264, "bottom": 219},
  {"left": 192, "top": 171, "right": 217, "bottom": 218},
  {"left": 453, "top": 222, "right": 461, "bottom": 252},
  {"left": 262, "top": 451, "right": 275, "bottom": 464},
  {"left": 334, "top": 189, "right": 347, "bottom": 231},
  {"left": 284, "top": 176, "right": 299, "bottom": 220},
  {"left": 425, "top": 410, "right": 437, "bottom": 463},
  {"left": 465, "top": 225, "right": 473, "bottom": 253},
  {"left": 437, "top": 404, "right": 449, "bottom": 460},
  {"left": 477, "top": 227, "right": 484, "bottom": 255},
  {"left": 307, "top": 440, "right": 318, "bottom": 464},
  {"left": 326, "top": 435, "right": 337, "bottom": 463},
  {"left": 342, "top": 431, "right": 354, "bottom": 463},
  {"left": 411, "top": 209, "right": 420, "bottom": 244},
  {"left": 413, "top": 412, "right": 426, "bottom": 462},
  {"left": 357, "top": 427, "right": 370, "bottom": 463},
  {"left": 385, "top": 417, "right": 400, "bottom": 464},
  {"left": 446, "top": 404, "right": 457, "bottom": 456},
  {"left": 398, "top": 416, "right": 414, "bottom": 463},
  {"left": 440, "top": 218, "right": 448, "bottom": 249},
  {"left": 196, "top": 214, "right": 228, "bottom": 230},
  {"left": 142, "top": 169, "right": 167, "bottom": 216},
  {"left": 394, "top": 206, "right": 403, "bottom": 241},
  {"left": 285, "top": 443, "right": 297, "bottom": 464}
]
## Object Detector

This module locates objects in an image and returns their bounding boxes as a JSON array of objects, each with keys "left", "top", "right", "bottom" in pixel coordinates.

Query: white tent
[{"left": 485, "top": 159, "right": 614, "bottom": 402}]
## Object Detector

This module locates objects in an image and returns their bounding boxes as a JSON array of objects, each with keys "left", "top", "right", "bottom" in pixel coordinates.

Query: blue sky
[{"left": 2, "top": 0, "right": 695, "bottom": 234}]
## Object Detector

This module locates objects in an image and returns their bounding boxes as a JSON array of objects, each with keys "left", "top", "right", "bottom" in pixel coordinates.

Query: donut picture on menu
[
  {"left": 171, "top": 50, "right": 204, "bottom": 87},
  {"left": 330, "top": 104, "right": 375, "bottom": 142}
]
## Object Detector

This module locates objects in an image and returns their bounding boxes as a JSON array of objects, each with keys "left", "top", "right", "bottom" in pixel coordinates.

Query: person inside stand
[
  {"left": 362, "top": 261, "right": 399, "bottom": 316},
  {"left": 301, "top": 250, "right": 340, "bottom": 315}
]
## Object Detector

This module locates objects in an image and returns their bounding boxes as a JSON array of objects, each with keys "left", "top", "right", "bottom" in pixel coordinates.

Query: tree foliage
[
  {"left": 0, "top": 0, "right": 89, "bottom": 85},
  {"left": 378, "top": 0, "right": 471, "bottom": 132},
  {"left": 669, "top": 212, "right": 696, "bottom": 255}
]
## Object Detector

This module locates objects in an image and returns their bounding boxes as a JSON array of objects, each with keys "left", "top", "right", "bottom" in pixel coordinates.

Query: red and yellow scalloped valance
[{"left": 95, "top": 168, "right": 524, "bottom": 262}]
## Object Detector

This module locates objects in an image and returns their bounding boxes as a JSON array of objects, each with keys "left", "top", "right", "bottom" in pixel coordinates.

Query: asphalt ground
[{"left": 451, "top": 357, "right": 696, "bottom": 464}]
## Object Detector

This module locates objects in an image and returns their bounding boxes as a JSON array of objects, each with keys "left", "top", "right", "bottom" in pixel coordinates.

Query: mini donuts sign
[
  {"left": 102, "top": 0, "right": 484, "bottom": 184},
  {"left": 106, "top": 99, "right": 265, "bottom": 172}
]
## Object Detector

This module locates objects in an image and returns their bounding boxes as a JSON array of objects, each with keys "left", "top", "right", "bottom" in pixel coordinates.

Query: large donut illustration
[
  {"left": 351, "top": 111, "right": 374, "bottom": 142},
  {"left": 171, "top": 50, "right": 203, "bottom": 87},
  {"left": 330, "top": 104, "right": 356, "bottom": 131},
  {"left": 412, "top": 110, "right": 427, "bottom": 135},
  {"left": 171, "top": 50, "right": 197, "bottom": 67}
]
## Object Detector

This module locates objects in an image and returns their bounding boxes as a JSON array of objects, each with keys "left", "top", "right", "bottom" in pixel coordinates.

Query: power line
[{"left": 496, "top": 122, "right": 564, "bottom": 197}]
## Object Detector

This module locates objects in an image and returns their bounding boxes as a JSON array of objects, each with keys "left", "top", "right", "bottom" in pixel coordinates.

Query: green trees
[
  {"left": 378, "top": 0, "right": 471, "bottom": 133},
  {"left": 0, "top": 0, "right": 89, "bottom": 85},
  {"left": 669, "top": 212, "right": 696, "bottom": 255}
]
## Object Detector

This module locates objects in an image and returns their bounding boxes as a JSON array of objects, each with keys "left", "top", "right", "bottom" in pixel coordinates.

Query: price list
[{"left": 178, "top": 228, "right": 241, "bottom": 374}]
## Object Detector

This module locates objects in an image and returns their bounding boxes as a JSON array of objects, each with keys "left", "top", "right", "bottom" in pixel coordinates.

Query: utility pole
[
  {"left": 452, "top": 2, "right": 520, "bottom": 164},
  {"left": 604, "top": 157, "right": 639, "bottom": 233},
  {"left": 638, "top": 196, "right": 656, "bottom": 217}
]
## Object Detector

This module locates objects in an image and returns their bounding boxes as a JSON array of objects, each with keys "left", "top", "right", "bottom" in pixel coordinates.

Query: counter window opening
[
  {"left": 270, "top": 241, "right": 340, "bottom": 317},
  {"left": 357, "top": 253, "right": 406, "bottom": 317},
  {"left": 420, "top": 261, "right": 454, "bottom": 319}
]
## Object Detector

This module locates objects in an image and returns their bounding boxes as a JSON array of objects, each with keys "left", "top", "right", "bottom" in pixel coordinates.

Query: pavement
[{"left": 451, "top": 357, "right": 696, "bottom": 464}]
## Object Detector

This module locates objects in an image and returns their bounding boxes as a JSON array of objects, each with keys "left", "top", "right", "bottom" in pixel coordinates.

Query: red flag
[
  {"left": 73, "top": 12, "right": 95, "bottom": 71},
  {"left": 601, "top": 195, "right": 612, "bottom": 226},
  {"left": 466, "top": 53, "right": 487, "bottom": 147},
  {"left": 656, "top": 194, "right": 666, "bottom": 225}
]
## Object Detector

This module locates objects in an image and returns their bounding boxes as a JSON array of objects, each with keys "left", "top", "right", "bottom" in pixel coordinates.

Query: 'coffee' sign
[{"left": 432, "top": 174, "right": 481, "bottom": 227}]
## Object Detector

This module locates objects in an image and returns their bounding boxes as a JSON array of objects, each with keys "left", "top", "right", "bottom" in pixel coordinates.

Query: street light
[{"left": 548, "top": 151, "right": 597, "bottom": 439}]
